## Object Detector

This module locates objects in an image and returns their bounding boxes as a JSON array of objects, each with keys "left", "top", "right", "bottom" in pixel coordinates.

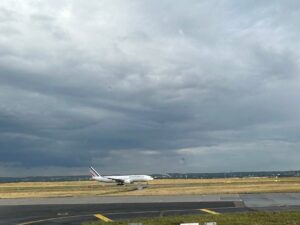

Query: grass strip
[{"left": 83, "top": 211, "right": 300, "bottom": 225}]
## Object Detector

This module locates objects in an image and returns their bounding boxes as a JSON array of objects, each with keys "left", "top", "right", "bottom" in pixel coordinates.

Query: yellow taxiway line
[
  {"left": 17, "top": 215, "right": 90, "bottom": 225},
  {"left": 200, "top": 208, "right": 220, "bottom": 215},
  {"left": 18, "top": 219, "right": 50, "bottom": 225},
  {"left": 94, "top": 213, "right": 113, "bottom": 222}
]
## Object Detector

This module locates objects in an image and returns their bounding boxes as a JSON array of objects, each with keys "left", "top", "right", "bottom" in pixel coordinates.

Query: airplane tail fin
[{"left": 89, "top": 166, "right": 101, "bottom": 177}]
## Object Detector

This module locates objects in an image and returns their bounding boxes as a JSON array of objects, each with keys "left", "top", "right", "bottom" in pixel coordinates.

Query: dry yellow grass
[{"left": 0, "top": 177, "right": 299, "bottom": 198}]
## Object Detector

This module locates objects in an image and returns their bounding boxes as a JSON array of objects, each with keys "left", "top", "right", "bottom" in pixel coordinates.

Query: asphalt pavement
[{"left": 0, "top": 193, "right": 299, "bottom": 225}]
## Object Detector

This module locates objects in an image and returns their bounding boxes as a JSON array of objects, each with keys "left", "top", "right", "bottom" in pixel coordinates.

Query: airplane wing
[{"left": 107, "top": 177, "right": 125, "bottom": 184}]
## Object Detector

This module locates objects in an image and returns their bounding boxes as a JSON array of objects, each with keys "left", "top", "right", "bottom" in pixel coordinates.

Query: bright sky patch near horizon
[{"left": 0, "top": 0, "right": 299, "bottom": 176}]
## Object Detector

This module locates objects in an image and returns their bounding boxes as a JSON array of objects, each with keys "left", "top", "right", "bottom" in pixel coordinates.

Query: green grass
[{"left": 83, "top": 211, "right": 300, "bottom": 225}]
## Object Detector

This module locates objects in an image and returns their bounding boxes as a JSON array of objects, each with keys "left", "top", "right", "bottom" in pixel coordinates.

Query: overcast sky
[{"left": 0, "top": 0, "right": 300, "bottom": 176}]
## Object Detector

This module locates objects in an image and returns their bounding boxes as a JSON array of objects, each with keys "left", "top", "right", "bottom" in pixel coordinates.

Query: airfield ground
[
  {"left": 0, "top": 177, "right": 300, "bottom": 198},
  {"left": 1, "top": 191, "right": 300, "bottom": 224}
]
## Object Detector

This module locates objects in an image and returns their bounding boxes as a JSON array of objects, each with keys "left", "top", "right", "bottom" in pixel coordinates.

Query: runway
[
  {"left": 0, "top": 201, "right": 246, "bottom": 225},
  {"left": 0, "top": 193, "right": 299, "bottom": 225}
]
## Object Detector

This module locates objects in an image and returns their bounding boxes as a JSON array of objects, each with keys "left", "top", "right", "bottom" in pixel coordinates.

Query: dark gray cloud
[{"left": 0, "top": 0, "right": 299, "bottom": 176}]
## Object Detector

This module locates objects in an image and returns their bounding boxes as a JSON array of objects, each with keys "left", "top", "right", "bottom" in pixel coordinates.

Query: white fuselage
[{"left": 92, "top": 174, "right": 153, "bottom": 184}]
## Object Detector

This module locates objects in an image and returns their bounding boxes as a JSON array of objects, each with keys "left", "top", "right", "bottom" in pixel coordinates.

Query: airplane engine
[{"left": 124, "top": 179, "right": 132, "bottom": 184}]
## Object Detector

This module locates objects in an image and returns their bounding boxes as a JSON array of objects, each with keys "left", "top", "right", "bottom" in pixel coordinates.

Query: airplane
[{"left": 89, "top": 166, "right": 154, "bottom": 185}]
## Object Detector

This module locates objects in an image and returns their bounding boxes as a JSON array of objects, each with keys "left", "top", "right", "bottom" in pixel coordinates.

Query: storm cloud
[{"left": 0, "top": 0, "right": 300, "bottom": 176}]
